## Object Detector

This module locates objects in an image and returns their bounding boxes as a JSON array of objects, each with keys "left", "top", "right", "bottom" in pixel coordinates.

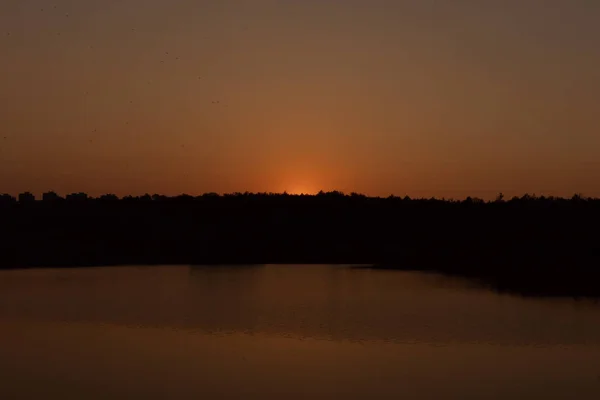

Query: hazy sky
[{"left": 1, "top": 0, "right": 598, "bottom": 199}]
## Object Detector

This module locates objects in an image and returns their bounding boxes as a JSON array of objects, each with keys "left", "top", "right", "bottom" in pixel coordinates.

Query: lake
[{"left": 1, "top": 265, "right": 599, "bottom": 399}]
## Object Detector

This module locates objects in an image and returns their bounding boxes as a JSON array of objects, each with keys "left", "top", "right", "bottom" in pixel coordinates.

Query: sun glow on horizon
[{"left": 285, "top": 184, "right": 319, "bottom": 196}]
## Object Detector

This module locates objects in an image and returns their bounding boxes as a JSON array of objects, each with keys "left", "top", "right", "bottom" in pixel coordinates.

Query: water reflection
[
  {"left": 0, "top": 265, "right": 600, "bottom": 399},
  {"left": 0, "top": 265, "right": 599, "bottom": 346},
  {"left": 186, "top": 264, "right": 265, "bottom": 334}
]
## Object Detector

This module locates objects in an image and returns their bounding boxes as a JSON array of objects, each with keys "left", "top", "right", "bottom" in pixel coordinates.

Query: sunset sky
[{"left": 1, "top": 0, "right": 598, "bottom": 199}]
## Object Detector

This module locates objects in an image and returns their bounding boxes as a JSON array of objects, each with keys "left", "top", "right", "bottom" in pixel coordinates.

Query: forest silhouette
[{"left": 1, "top": 191, "right": 599, "bottom": 297}]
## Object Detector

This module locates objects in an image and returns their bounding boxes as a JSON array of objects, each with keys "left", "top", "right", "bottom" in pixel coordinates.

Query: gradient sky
[{"left": 1, "top": 0, "right": 599, "bottom": 199}]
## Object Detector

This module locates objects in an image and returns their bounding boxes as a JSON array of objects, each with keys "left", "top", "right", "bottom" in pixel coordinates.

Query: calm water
[{"left": 1, "top": 265, "right": 599, "bottom": 399}]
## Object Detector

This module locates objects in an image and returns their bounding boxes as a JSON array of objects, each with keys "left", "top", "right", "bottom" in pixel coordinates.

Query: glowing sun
[{"left": 286, "top": 184, "right": 317, "bottom": 195}]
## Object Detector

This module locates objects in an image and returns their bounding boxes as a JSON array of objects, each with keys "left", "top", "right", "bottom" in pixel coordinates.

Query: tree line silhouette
[{"left": 1, "top": 190, "right": 599, "bottom": 296}]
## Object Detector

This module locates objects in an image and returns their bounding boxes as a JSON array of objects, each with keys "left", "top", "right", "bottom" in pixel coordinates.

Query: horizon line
[{"left": 2, "top": 190, "right": 596, "bottom": 202}]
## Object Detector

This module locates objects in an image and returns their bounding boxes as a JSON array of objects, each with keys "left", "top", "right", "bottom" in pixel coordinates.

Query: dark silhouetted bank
[{"left": 1, "top": 191, "right": 599, "bottom": 297}]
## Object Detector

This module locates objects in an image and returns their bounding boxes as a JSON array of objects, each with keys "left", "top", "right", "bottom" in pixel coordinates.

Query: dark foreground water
[{"left": 1, "top": 265, "right": 599, "bottom": 399}]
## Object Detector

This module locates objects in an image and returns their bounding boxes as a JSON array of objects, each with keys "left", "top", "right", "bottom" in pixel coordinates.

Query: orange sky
[{"left": 1, "top": 0, "right": 599, "bottom": 199}]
